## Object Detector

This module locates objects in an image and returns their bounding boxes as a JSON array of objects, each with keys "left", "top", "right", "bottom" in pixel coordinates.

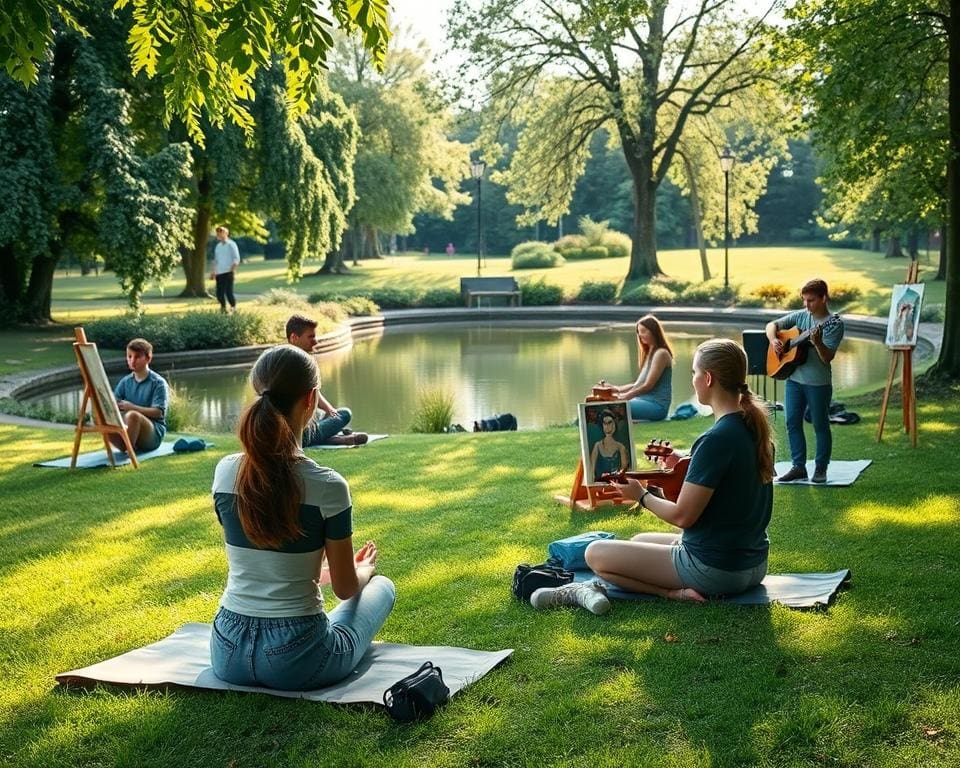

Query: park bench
[{"left": 459, "top": 276, "right": 523, "bottom": 308}]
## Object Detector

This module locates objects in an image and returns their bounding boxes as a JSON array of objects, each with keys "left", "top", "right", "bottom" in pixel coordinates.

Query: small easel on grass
[
  {"left": 554, "top": 386, "right": 627, "bottom": 511},
  {"left": 70, "top": 327, "right": 138, "bottom": 469},
  {"left": 876, "top": 261, "right": 920, "bottom": 448}
]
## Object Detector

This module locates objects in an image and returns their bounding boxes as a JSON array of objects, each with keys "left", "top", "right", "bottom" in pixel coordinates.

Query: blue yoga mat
[
  {"left": 35, "top": 438, "right": 213, "bottom": 469},
  {"left": 573, "top": 569, "right": 851, "bottom": 609}
]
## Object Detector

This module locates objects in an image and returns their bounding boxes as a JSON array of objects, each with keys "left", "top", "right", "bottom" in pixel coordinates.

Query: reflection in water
[{"left": 31, "top": 323, "right": 905, "bottom": 433}]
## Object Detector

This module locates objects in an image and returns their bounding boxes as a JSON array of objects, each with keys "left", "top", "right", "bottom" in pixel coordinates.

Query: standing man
[
  {"left": 211, "top": 225, "right": 240, "bottom": 313},
  {"left": 765, "top": 278, "right": 844, "bottom": 483},
  {"left": 286, "top": 314, "right": 368, "bottom": 447},
  {"left": 111, "top": 338, "right": 170, "bottom": 453}
]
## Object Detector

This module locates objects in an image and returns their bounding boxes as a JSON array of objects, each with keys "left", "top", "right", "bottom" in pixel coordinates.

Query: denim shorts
[{"left": 672, "top": 544, "right": 767, "bottom": 597}]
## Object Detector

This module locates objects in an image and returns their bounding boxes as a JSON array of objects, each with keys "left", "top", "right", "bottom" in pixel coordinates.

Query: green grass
[{"left": 1, "top": 385, "right": 959, "bottom": 767}]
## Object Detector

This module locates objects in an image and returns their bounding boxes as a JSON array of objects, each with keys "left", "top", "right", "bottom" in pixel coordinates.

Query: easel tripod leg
[{"left": 876, "top": 351, "right": 900, "bottom": 442}]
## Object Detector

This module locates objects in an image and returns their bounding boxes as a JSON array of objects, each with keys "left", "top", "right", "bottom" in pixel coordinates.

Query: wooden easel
[
  {"left": 876, "top": 261, "right": 920, "bottom": 447},
  {"left": 71, "top": 327, "right": 139, "bottom": 468},
  {"left": 554, "top": 386, "right": 628, "bottom": 511}
]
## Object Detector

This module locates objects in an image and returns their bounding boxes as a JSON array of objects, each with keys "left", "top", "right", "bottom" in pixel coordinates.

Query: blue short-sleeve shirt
[
  {"left": 774, "top": 310, "right": 844, "bottom": 386},
  {"left": 681, "top": 413, "right": 772, "bottom": 570},
  {"left": 113, "top": 369, "right": 169, "bottom": 440}
]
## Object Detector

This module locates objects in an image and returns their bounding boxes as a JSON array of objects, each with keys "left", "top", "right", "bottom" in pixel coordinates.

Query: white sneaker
[{"left": 530, "top": 580, "right": 611, "bottom": 615}]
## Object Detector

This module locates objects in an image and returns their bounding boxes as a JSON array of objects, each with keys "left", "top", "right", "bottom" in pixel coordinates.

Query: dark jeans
[
  {"left": 215, "top": 272, "right": 236, "bottom": 310},
  {"left": 302, "top": 408, "right": 352, "bottom": 446},
  {"left": 785, "top": 380, "right": 832, "bottom": 470}
]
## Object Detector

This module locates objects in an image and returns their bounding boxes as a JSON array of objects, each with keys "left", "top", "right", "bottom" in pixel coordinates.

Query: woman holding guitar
[
  {"left": 600, "top": 314, "right": 673, "bottom": 422},
  {"left": 583, "top": 339, "right": 774, "bottom": 602},
  {"left": 765, "top": 278, "right": 845, "bottom": 484}
]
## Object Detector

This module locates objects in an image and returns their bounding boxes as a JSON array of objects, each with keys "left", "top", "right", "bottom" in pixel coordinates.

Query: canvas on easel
[
  {"left": 877, "top": 262, "right": 921, "bottom": 447},
  {"left": 71, "top": 327, "right": 139, "bottom": 469}
]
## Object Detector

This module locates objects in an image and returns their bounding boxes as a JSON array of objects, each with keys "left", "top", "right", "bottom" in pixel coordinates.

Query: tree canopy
[{"left": 3, "top": 0, "right": 390, "bottom": 146}]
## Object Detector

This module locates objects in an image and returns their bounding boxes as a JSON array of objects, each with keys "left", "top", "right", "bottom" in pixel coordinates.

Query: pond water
[{"left": 32, "top": 322, "right": 904, "bottom": 433}]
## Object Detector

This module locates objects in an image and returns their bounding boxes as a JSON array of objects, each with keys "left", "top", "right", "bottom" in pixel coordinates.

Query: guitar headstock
[{"left": 643, "top": 439, "right": 673, "bottom": 459}]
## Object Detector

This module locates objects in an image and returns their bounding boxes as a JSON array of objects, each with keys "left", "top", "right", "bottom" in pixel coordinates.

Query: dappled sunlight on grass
[
  {"left": 581, "top": 668, "right": 644, "bottom": 707},
  {"left": 842, "top": 495, "right": 959, "bottom": 530}
]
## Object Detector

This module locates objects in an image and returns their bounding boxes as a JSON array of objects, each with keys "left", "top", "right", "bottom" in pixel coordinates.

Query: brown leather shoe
[
  {"left": 811, "top": 468, "right": 828, "bottom": 484},
  {"left": 777, "top": 465, "right": 808, "bottom": 482}
]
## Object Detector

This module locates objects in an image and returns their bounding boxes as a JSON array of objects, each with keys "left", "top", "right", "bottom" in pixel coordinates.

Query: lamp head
[
  {"left": 719, "top": 150, "right": 735, "bottom": 173},
  {"left": 470, "top": 159, "right": 486, "bottom": 179}
]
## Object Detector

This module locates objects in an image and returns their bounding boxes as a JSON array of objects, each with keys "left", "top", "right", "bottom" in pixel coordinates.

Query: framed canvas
[
  {"left": 885, "top": 283, "right": 924, "bottom": 348},
  {"left": 578, "top": 400, "right": 636, "bottom": 486},
  {"left": 77, "top": 343, "right": 124, "bottom": 428}
]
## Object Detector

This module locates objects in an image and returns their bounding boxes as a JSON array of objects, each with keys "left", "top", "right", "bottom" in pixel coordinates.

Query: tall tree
[
  {"left": 3, "top": 0, "right": 390, "bottom": 146},
  {"left": 785, "top": 0, "right": 958, "bottom": 378},
  {"left": 451, "top": 0, "right": 779, "bottom": 279}
]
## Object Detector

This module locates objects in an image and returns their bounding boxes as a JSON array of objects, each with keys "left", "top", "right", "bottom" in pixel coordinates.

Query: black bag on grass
[
  {"left": 473, "top": 413, "right": 518, "bottom": 432},
  {"left": 512, "top": 561, "right": 574, "bottom": 601},
  {"left": 383, "top": 661, "right": 450, "bottom": 722}
]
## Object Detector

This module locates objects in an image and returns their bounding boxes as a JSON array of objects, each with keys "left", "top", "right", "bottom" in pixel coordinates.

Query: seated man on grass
[
  {"left": 111, "top": 338, "right": 169, "bottom": 453},
  {"left": 286, "top": 314, "right": 368, "bottom": 446}
]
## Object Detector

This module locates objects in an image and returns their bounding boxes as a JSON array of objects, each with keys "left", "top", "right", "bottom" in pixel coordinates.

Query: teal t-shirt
[
  {"left": 681, "top": 413, "right": 772, "bottom": 570},
  {"left": 114, "top": 369, "right": 169, "bottom": 440},
  {"left": 775, "top": 310, "right": 844, "bottom": 386}
]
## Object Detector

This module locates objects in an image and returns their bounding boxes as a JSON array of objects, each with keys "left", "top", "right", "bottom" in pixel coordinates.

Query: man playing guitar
[{"left": 765, "top": 278, "right": 845, "bottom": 483}]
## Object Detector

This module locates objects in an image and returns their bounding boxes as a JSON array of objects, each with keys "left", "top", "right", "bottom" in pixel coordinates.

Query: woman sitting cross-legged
[
  {"left": 600, "top": 314, "right": 673, "bottom": 422},
  {"left": 584, "top": 338, "right": 774, "bottom": 602},
  {"left": 210, "top": 345, "right": 395, "bottom": 690}
]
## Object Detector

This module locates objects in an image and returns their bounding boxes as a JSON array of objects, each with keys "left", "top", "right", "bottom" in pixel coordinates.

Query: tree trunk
[
  {"left": 681, "top": 153, "right": 711, "bottom": 281},
  {"left": 885, "top": 236, "right": 905, "bottom": 258},
  {"left": 931, "top": 20, "right": 960, "bottom": 379},
  {"left": 0, "top": 243, "right": 24, "bottom": 312},
  {"left": 20, "top": 251, "right": 58, "bottom": 323},
  {"left": 871, "top": 227, "right": 881, "bottom": 252},
  {"left": 318, "top": 237, "right": 350, "bottom": 274},
  {"left": 626, "top": 177, "right": 661, "bottom": 280},
  {"left": 180, "top": 160, "right": 213, "bottom": 298},
  {"left": 906, "top": 226, "right": 919, "bottom": 259}
]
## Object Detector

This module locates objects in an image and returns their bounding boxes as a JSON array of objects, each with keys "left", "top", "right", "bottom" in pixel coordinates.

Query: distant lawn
[{"left": 1, "top": 385, "right": 958, "bottom": 767}]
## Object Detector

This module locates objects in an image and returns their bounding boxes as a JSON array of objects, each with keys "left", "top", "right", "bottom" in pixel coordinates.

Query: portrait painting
[
  {"left": 578, "top": 400, "right": 636, "bottom": 487},
  {"left": 885, "top": 283, "right": 924, "bottom": 348}
]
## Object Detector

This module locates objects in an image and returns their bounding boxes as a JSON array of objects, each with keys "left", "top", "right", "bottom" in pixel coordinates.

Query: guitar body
[
  {"left": 767, "top": 327, "right": 809, "bottom": 380},
  {"left": 599, "top": 441, "right": 690, "bottom": 502}
]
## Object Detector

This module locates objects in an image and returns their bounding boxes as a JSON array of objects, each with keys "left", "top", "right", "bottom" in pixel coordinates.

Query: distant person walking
[
  {"left": 211, "top": 225, "right": 240, "bottom": 313},
  {"left": 445, "top": 242, "right": 456, "bottom": 256}
]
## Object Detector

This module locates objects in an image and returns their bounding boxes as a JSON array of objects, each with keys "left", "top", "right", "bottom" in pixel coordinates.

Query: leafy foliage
[
  {"left": 575, "top": 281, "right": 618, "bottom": 304},
  {"left": 510, "top": 241, "right": 564, "bottom": 269},
  {"left": 409, "top": 387, "right": 456, "bottom": 433},
  {"left": 419, "top": 288, "right": 461, "bottom": 308},
  {"left": 85, "top": 309, "right": 274, "bottom": 350},
  {"left": 519, "top": 279, "right": 564, "bottom": 305},
  {"left": 4, "top": 1, "right": 391, "bottom": 147},
  {"left": 620, "top": 282, "right": 679, "bottom": 305}
]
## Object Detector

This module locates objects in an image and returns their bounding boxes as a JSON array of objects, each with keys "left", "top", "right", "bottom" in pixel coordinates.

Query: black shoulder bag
[{"left": 383, "top": 661, "right": 450, "bottom": 722}]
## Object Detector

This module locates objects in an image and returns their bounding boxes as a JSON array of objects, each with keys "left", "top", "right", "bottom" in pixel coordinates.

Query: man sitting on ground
[
  {"left": 286, "top": 314, "right": 368, "bottom": 446},
  {"left": 111, "top": 338, "right": 170, "bottom": 453}
]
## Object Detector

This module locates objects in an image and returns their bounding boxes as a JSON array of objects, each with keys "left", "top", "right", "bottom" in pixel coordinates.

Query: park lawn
[
  {"left": 1, "top": 387, "right": 958, "bottom": 768},
  {"left": 48, "top": 246, "right": 945, "bottom": 322}
]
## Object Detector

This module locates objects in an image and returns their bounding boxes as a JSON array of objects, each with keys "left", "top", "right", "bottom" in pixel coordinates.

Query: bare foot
[{"left": 667, "top": 587, "right": 707, "bottom": 603}]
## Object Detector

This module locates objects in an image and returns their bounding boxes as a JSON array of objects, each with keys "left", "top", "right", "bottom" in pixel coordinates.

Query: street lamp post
[
  {"left": 470, "top": 159, "right": 486, "bottom": 276},
  {"left": 719, "top": 149, "right": 735, "bottom": 290}
]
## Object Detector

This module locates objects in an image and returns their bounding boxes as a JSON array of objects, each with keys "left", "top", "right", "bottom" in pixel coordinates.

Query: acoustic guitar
[
  {"left": 766, "top": 314, "right": 842, "bottom": 380},
  {"left": 599, "top": 439, "right": 690, "bottom": 503}
]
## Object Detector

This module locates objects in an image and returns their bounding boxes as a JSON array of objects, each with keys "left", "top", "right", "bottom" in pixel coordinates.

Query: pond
[{"left": 31, "top": 322, "right": 906, "bottom": 434}]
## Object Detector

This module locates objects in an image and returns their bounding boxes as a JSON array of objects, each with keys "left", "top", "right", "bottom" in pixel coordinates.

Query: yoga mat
[
  {"left": 773, "top": 460, "right": 872, "bottom": 487},
  {"left": 56, "top": 623, "right": 513, "bottom": 704},
  {"left": 307, "top": 434, "right": 389, "bottom": 450},
  {"left": 35, "top": 438, "right": 214, "bottom": 468},
  {"left": 573, "top": 569, "right": 851, "bottom": 609}
]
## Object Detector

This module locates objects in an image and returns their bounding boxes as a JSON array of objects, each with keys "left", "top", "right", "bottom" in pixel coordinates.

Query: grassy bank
[{"left": 1, "top": 385, "right": 958, "bottom": 767}]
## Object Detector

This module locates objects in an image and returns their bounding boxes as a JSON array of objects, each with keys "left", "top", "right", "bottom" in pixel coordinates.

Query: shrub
[
  {"left": 575, "top": 281, "right": 618, "bottom": 304},
  {"left": 578, "top": 215, "right": 610, "bottom": 246},
  {"left": 736, "top": 295, "right": 766, "bottom": 308},
  {"left": 559, "top": 247, "right": 586, "bottom": 260},
  {"left": 256, "top": 288, "right": 311, "bottom": 310},
  {"left": 785, "top": 293, "right": 805, "bottom": 309},
  {"left": 601, "top": 231, "right": 632, "bottom": 259},
  {"left": 677, "top": 280, "right": 739, "bottom": 305},
  {"left": 511, "top": 241, "right": 565, "bottom": 269},
  {"left": 166, "top": 382, "right": 200, "bottom": 433},
  {"left": 340, "top": 296, "right": 379, "bottom": 316},
  {"left": 583, "top": 246, "right": 609, "bottom": 260},
  {"left": 367, "top": 287, "right": 423, "bottom": 309},
  {"left": 553, "top": 234, "right": 588, "bottom": 252},
  {"left": 620, "top": 282, "right": 678, "bottom": 305},
  {"left": 753, "top": 283, "right": 792, "bottom": 304},
  {"left": 828, "top": 282, "right": 862, "bottom": 306},
  {"left": 920, "top": 304, "right": 944, "bottom": 323},
  {"left": 652, "top": 275, "right": 692, "bottom": 293},
  {"left": 409, "top": 387, "right": 456, "bottom": 433},
  {"left": 86, "top": 309, "right": 272, "bottom": 351},
  {"left": 419, "top": 288, "right": 461, "bottom": 308},
  {"left": 521, "top": 279, "right": 565, "bottom": 305},
  {"left": 0, "top": 396, "right": 79, "bottom": 425}
]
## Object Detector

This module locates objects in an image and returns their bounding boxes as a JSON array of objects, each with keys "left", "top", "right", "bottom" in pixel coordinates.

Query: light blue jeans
[
  {"left": 628, "top": 397, "right": 669, "bottom": 422},
  {"left": 785, "top": 380, "right": 832, "bottom": 470},
  {"left": 302, "top": 407, "right": 353, "bottom": 446},
  {"left": 210, "top": 575, "right": 395, "bottom": 690}
]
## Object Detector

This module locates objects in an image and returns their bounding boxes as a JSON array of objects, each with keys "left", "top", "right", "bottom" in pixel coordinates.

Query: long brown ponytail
[
  {"left": 235, "top": 345, "right": 318, "bottom": 548},
  {"left": 695, "top": 339, "right": 774, "bottom": 483}
]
